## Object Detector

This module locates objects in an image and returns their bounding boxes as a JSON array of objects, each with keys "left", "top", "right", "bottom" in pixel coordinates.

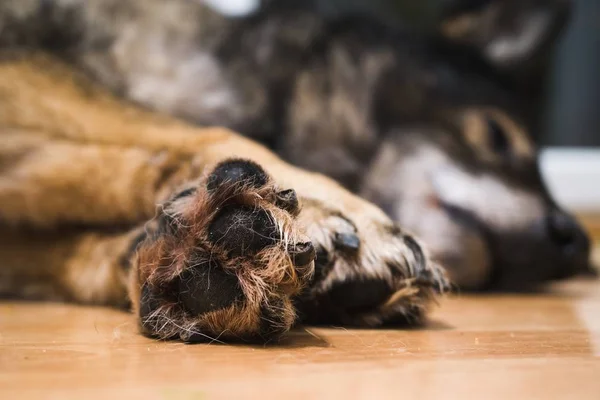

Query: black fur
[
  {"left": 327, "top": 278, "right": 392, "bottom": 313},
  {"left": 295, "top": 276, "right": 393, "bottom": 326}
]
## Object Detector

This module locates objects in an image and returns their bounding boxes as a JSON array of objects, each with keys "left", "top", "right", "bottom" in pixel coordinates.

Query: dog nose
[
  {"left": 546, "top": 209, "right": 591, "bottom": 278},
  {"left": 547, "top": 210, "right": 579, "bottom": 247}
]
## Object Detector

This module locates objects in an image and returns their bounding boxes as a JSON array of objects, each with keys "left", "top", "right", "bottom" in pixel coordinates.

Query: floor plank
[{"left": 1, "top": 279, "right": 599, "bottom": 399}]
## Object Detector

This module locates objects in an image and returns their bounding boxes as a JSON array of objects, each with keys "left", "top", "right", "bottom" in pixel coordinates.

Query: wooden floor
[
  {"left": 2, "top": 217, "right": 600, "bottom": 399},
  {"left": 1, "top": 277, "right": 599, "bottom": 400}
]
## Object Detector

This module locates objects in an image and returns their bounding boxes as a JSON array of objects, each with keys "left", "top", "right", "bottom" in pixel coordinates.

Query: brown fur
[{"left": 0, "top": 53, "right": 449, "bottom": 342}]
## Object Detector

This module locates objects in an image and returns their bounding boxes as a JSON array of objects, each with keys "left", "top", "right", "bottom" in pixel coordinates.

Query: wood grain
[{"left": 1, "top": 279, "right": 599, "bottom": 400}]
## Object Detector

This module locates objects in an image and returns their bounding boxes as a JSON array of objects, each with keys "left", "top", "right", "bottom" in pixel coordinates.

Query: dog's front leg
[{"left": 0, "top": 54, "right": 450, "bottom": 339}]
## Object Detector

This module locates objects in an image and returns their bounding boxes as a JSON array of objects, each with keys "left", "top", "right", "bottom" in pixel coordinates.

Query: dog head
[{"left": 360, "top": 50, "right": 592, "bottom": 291}]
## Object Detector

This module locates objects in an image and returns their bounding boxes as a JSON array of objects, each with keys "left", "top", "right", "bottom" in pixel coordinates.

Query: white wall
[{"left": 540, "top": 148, "right": 600, "bottom": 213}]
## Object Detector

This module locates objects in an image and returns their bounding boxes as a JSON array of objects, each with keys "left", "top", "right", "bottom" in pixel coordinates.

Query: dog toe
[
  {"left": 177, "top": 257, "right": 243, "bottom": 316},
  {"left": 206, "top": 159, "right": 269, "bottom": 191},
  {"left": 208, "top": 206, "right": 279, "bottom": 257},
  {"left": 293, "top": 199, "right": 449, "bottom": 327}
]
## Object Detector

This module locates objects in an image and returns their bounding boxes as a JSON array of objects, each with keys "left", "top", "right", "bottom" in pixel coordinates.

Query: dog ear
[{"left": 438, "top": 0, "right": 572, "bottom": 72}]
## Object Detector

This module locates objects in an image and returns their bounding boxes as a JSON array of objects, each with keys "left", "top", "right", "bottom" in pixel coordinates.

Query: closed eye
[{"left": 485, "top": 117, "right": 511, "bottom": 156}]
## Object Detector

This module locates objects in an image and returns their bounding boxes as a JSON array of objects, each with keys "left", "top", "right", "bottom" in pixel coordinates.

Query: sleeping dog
[{"left": 0, "top": 0, "right": 592, "bottom": 341}]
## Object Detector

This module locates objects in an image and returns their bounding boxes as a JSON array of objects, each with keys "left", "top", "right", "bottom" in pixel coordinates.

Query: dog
[
  {"left": 0, "top": 0, "right": 592, "bottom": 342},
  {"left": 0, "top": 1, "right": 450, "bottom": 343}
]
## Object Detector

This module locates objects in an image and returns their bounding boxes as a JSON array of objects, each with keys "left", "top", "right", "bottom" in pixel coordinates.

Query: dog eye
[{"left": 485, "top": 117, "right": 510, "bottom": 156}]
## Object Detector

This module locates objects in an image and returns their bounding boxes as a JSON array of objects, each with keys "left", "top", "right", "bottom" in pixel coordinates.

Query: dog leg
[
  {"left": 0, "top": 53, "right": 449, "bottom": 334},
  {"left": 0, "top": 159, "right": 315, "bottom": 342}
]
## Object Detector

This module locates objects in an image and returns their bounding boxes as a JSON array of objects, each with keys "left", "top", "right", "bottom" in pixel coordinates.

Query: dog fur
[
  {"left": 0, "top": 0, "right": 593, "bottom": 341},
  {"left": 0, "top": 53, "right": 448, "bottom": 342}
]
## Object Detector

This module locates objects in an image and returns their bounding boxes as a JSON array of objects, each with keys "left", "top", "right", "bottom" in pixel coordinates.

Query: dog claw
[
  {"left": 288, "top": 241, "right": 316, "bottom": 266},
  {"left": 334, "top": 232, "right": 360, "bottom": 251}
]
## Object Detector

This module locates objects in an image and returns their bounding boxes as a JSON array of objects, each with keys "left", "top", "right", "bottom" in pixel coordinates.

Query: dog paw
[
  {"left": 292, "top": 193, "right": 450, "bottom": 327},
  {"left": 130, "top": 159, "right": 315, "bottom": 343}
]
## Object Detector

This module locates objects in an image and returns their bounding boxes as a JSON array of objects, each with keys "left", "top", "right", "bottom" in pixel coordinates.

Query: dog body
[{"left": 0, "top": 0, "right": 592, "bottom": 341}]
